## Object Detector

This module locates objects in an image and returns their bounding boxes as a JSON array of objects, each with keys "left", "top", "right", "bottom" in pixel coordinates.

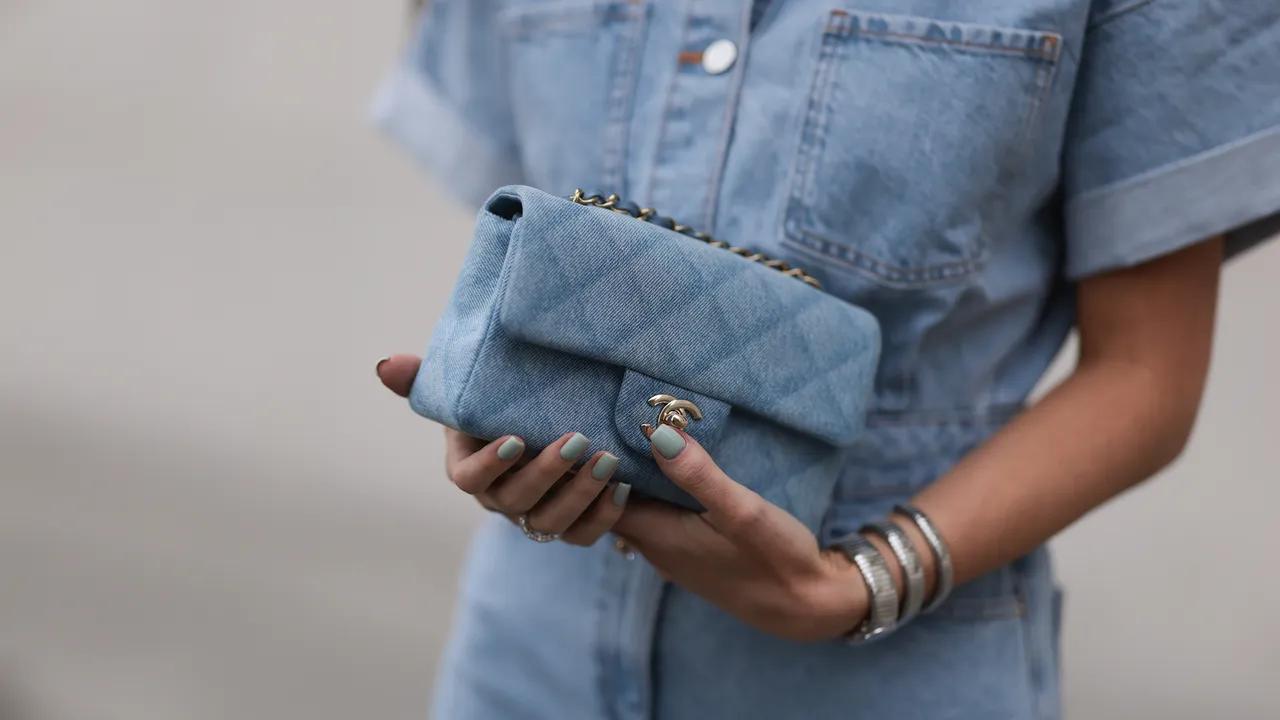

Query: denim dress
[{"left": 375, "top": 2, "right": 1280, "bottom": 718}]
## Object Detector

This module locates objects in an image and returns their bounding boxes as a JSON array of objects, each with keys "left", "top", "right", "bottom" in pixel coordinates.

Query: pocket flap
[{"left": 489, "top": 185, "right": 881, "bottom": 447}]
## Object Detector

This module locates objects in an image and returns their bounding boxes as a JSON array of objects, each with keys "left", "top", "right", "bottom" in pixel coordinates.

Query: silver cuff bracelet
[
  {"left": 833, "top": 534, "right": 899, "bottom": 644},
  {"left": 860, "top": 520, "right": 926, "bottom": 626},
  {"left": 893, "top": 504, "right": 954, "bottom": 614}
]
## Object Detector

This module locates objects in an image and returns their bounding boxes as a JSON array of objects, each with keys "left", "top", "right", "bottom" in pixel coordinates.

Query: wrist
[{"left": 818, "top": 547, "right": 870, "bottom": 638}]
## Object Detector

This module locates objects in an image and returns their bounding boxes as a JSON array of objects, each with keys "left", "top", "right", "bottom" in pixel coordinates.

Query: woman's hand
[
  {"left": 613, "top": 425, "right": 868, "bottom": 642},
  {"left": 377, "top": 354, "right": 628, "bottom": 546}
]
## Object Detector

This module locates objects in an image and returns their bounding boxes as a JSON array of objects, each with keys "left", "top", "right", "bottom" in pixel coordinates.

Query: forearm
[
  {"left": 895, "top": 237, "right": 1222, "bottom": 594},
  {"left": 902, "top": 356, "right": 1201, "bottom": 592}
]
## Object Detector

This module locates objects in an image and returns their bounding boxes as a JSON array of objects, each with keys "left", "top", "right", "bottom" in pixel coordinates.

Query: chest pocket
[
  {"left": 499, "top": 1, "right": 649, "bottom": 194},
  {"left": 783, "top": 10, "right": 1061, "bottom": 288}
]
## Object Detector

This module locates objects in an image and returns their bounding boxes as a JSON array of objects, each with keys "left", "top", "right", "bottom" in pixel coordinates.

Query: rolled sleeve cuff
[
  {"left": 371, "top": 66, "right": 523, "bottom": 210},
  {"left": 1065, "top": 124, "right": 1280, "bottom": 280}
]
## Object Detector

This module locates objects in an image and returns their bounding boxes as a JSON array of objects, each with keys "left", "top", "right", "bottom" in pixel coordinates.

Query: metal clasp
[{"left": 641, "top": 394, "right": 703, "bottom": 438}]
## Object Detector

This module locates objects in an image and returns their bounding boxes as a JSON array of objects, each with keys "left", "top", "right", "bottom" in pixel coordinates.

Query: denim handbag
[{"left": 408, "top": 185, "right": 880, "bottom": 530}]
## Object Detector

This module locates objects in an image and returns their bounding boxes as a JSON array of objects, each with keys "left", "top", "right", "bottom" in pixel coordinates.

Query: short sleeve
[
  {"left": 1062, "top": 1, "right": 1280, "bottom": 280},
  {"left": 372, "top": 0, "right": 525, "bottom": 208}
]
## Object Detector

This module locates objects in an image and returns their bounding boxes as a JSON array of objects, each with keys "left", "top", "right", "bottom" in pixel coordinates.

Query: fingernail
[
  {"left": 375, "top": 356, "right": 390, "bottom": 376},
  {"left": 612, "top": 482, "right": 631, "bottom": 507},
  {"left": 649, "top": 424, "right": 685, "bottom": 459},
  {"left": 560, "top": 432, "right": 589, "bottom": 461},
  {"left": 592, "top": 453, "right": 618, "bottom": 482},
  {"left": 496, "top": 436, "right": 524, "bottom": 461}
]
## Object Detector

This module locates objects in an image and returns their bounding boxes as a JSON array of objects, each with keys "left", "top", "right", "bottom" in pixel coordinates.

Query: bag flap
[
  {"left": 613, "top": 368, "right": 731, "bottom": 459},
  {"left": 487, "top": 185, "right": 881, "bottom": 447}
]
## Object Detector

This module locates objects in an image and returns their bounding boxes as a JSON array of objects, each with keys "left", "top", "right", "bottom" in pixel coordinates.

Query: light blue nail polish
[
  {"left": 612, "top": 482, "right": 631, "bottom": 507},
  {"left": 560, "top": 432, "right": 589, "bottom": 461},
  {"left": 592, "top": 453, "right": 618, "bottom": 481},
  {"left": 497, "top": 436, "right": 524, "bottom": 461},
  {"left": 649, "top": 424, "right": 685, "bottom": 459}
]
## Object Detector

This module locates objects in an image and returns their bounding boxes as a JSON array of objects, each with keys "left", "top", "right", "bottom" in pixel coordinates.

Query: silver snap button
[{"left": 701, "top": 39, "right": 738, "bottom": 75}]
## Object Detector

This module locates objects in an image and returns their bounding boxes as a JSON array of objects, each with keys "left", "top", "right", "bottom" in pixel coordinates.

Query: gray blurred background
[{"left": 1, "top": 2, "right": 1277, "bottom": 719}]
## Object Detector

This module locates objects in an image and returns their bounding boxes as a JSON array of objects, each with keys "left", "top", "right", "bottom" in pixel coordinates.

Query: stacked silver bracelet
[
  {"left": 893, "top": 504, "right": 954, "bottom": 615},
  {"left": 862, "top": 520, "right": 926, "bottom": 626},
  {"left": 833, "top": 535, "right": 899, "bottom": 644},
  {"left": 832, "top": 504, "right": 954, "bottom": 644}
]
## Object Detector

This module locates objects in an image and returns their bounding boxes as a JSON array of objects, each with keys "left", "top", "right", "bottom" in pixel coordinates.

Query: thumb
[
  {"left": 647, "top": 424, "right": 762, "bottom": 534},
  {"left": 376, "top": 353, "right": 421, "bottom": 397}
]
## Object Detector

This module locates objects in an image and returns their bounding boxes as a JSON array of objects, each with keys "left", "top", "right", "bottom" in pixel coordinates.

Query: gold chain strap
[{"left": 568, "top": 189, "right": 822, "bottom": 289}]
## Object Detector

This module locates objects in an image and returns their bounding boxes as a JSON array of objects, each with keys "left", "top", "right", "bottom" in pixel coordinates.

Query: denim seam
[
  {"left": 930, "top": 589, "right": 1026, "bottom": 621},
  {"left": 592, "top": 549, "right": 616, "bottom": 720},
  {"left": 600, "top": 2, "right": 650, "bottom": 195},
  {"left": 1069, "top": 122, "right": 1280, "bottom": 204},
  {"left": 1087, "top": 0, "right": 1157, "bottom": 29},
  {"left": 833, "top": 30, "right": 1062, "bottom": 62},
  {"left": 786, "top": 227, "right": 983, "bottom": 286},
  {"left": 803, "top": 22, "right": 841, "bottom": 202},
  {"left": 701, "top": 1, "right": 754, "bottom": 230},
  {"left": 779, "top": 15, "right": 832, "bottom": 218},
  {"left": 641, "top": 1, "right": 692, "bottom": 206},
  {"left": 778, "top": 18, "right": 840, "bottom": 275},
  {"left": 1017, "top": 35, "right": 1063, "bottom": 161},
  {"left": 824, "top": 10, "right": 1063, "bottom": 61},
  {"left": 1016, "top": 573, "right": 1049, "bottom": 719},
  {"left": 781, "top": 227, "right": 979, "bottom": 289}
]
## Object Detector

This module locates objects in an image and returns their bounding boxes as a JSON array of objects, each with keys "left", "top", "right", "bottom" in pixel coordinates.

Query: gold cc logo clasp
[{"left": 641, "top": 394, "right": 703, "bottom": 438}]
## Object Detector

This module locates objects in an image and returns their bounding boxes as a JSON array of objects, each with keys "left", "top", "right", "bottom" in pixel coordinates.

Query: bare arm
[{"left": 888, "top": 236, "right": 1224, "bottom": 595}]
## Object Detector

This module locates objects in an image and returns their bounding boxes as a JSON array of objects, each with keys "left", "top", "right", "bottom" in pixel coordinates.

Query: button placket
[
  {"left": 603, "top": 6, "right": 754, "bottom": 720},
  {"left": 645, "top": 2, "right": 750, "bottom": 228}
]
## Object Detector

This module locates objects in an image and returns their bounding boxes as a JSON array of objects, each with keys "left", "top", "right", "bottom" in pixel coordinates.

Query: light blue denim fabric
[
  {"left": 375, "top": 1, "right": 1280, "bottom": 718},
  {"left": 408, "top": 185, "right": 879, "bottom": 519}
]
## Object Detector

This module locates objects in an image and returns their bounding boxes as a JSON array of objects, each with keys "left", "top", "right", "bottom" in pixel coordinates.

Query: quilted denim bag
[{"left": 408, "top": 185, "right": 880, "bottom": 530}]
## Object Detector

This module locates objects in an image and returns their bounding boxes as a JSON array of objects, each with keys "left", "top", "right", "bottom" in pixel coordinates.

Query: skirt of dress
[{"left": 429, "top": 513, "right": 1062, "bottom": 720}]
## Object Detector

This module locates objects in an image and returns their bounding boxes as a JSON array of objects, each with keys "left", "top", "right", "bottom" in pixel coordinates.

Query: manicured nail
[
  {"left": 592, "top": 453, "right": 619, "bottom": 482},
  {"left": 560, "top": 432, "right": 589, "bottom": 461},
  {"left": 649, "top": 424, "right": 685, "bottom": 459},
  {"left": 612, "top": 482, "right": 631, "bottom": 507},
  {"left": 375, "top": 356, "right": 390, "bottom": 376},
  {"left": 496, "top": 436, "right": 524, "bottom": 461}
]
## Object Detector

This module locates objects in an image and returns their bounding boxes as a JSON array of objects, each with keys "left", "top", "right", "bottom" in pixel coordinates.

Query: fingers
[
  {"left": 613, "top": 501, "right": 737, "bottom": 581},
  {"left": 647, "top": 425, "right": 765, "bottom": 538},
  {"left": 444, "top": 427, "right": 487, "bottom": 469},
  {"left": 445, "top": 430, "right": 525, "bottom": 495},
  {"left": 484, "top": 432, "right": 591, "bottom": 514},
  {"left": 524, "top": 451, "right": 618, "bottom": 534},
  {"left": 610, "top": 500, "right": 690, "bottom": 561},
  {"left": 376, "top": 354, "right": 422, "bottom": 397},
  {"left": 560, "top": 481, "right": 631, "bottom": 546}
]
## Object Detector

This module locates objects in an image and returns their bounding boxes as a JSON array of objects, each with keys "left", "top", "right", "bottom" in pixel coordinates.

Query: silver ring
[{"left": 518, "top": 514, "right": 560, "bottom": 543}]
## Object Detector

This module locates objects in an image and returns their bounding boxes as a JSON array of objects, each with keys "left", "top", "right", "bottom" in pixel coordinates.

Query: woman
[{"left": 373, "top": 1, "right": 1280, "bottom": 717}]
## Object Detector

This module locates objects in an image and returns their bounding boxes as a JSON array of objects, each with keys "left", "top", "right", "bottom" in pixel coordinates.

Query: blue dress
[{"left": 374, "top": 1, "right": 1280, "bottom": 717}]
